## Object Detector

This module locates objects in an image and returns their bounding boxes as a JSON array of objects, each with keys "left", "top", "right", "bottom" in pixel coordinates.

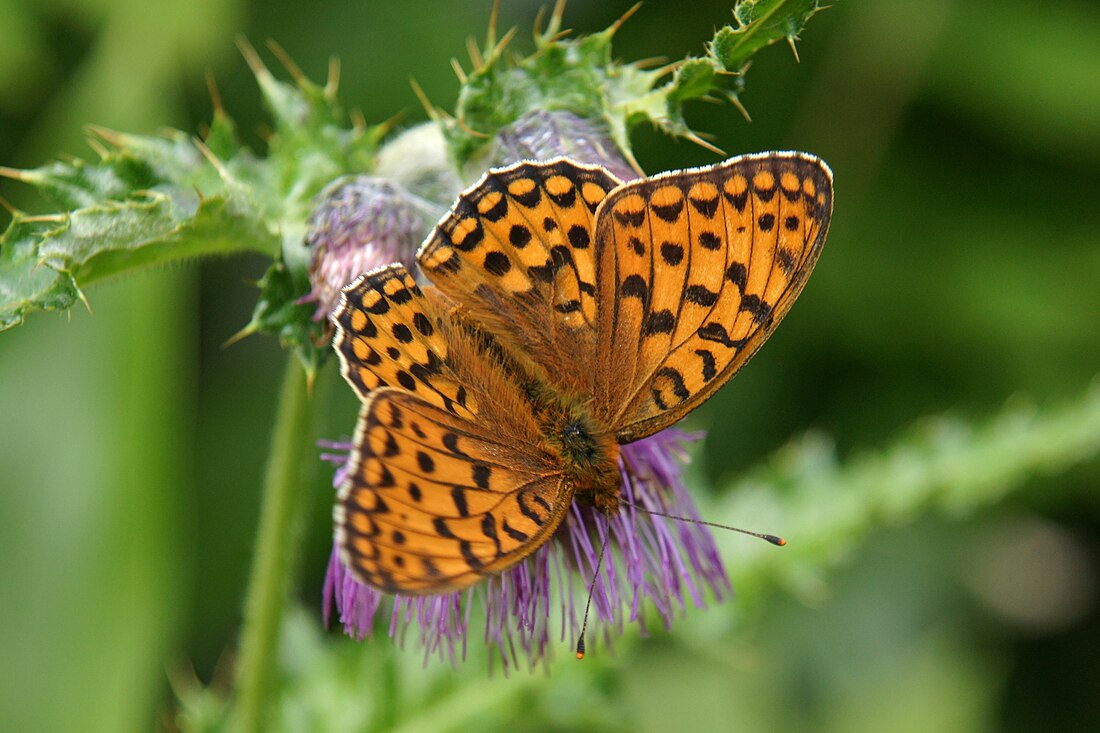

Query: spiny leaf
[
  {"left": 445, "top": 0, "right": 829, "bottom": 168},
  {"left": 35, "top": 193, "right": 281, "bottom": 284},
  {"left": 0, "top": 46, "right": 386, "bottom": 374},
  {"left": 238, "top": 256, "right": 326, "bottom": 376},
  {"left": 718, "top": 382, "right": 1100, "bottom": 601},
  {"left": 0, "top": 214, "right": 79, "bottom": 330},
  {"left": 714, "top": 0, "right": 824, "bottom": 71}
]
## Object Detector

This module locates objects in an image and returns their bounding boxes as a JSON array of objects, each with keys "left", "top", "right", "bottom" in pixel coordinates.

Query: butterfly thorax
[
  {"left": 536, "top": 394, "right": 622, "bottom": 516},
  {"left": 456, "top": 307, "right": 624, "bottom": 515}
]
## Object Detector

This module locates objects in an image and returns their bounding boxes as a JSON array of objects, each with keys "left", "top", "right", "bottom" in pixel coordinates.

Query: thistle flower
[
  {"left": 302, "top": 176, "right": 434, "bottom": 322},
  {"left": 322, "top": 429, "right": 729, "bottom": 671},
  {"left": 477, "top": 110, "right": 639, "bottom": 184}
]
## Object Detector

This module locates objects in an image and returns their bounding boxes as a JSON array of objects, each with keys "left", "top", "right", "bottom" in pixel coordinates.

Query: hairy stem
[{"left": 230, "top": 356, "right": 316, "bottom": 733}]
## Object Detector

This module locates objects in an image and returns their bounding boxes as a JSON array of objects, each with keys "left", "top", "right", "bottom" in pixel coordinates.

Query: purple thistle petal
[
  {"left": 321, "top": 428, "right": 730, "bottom": 670},
  {"left": 303, "top": 177, "right": 434, "bottom": 323}
]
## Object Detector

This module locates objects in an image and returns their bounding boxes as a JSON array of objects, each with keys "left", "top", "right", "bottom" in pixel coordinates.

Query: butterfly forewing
[
  {"left": 594, "top": 152, "right": 833, "bottom": 441},
  {"left": 417, "top": 159, "right": 621, "bottom": 394}
]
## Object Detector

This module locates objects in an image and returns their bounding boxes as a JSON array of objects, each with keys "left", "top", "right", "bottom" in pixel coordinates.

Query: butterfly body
[
  {"left": 441, "top": 300, "right": 626, "bottom": 514},
  {"left": 332, "top": 152, "right": 832, "bottom": 594},
  {"left": 536, "top": 397, "right": 622, "bottom": 516},
  {"left": 440, "top": 298, "right": 625, "bottom": 513}
]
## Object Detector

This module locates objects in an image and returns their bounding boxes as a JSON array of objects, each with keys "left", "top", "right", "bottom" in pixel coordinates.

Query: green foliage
[
  {"left": 0, "top": 44, "right": 382, "bottom": 375},
  {"left": 0, "top": 214, "right": 80, "bottom": 330},
  {"left": 445, "top": 0, "right": 826, "bottom": 170},
  {"left": 716, "top": 0, "right": 823, "bottom": 70}
]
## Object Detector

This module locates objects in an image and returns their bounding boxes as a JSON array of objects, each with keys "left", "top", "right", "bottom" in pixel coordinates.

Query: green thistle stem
[{"left": 230, "top": 355, "right": 316, "bottom": 733}]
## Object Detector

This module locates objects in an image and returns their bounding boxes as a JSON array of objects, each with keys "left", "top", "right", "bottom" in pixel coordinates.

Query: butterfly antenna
[
  {"left": 620, "top": 500, "right": 786, "bottom": 546},
  {"left": 576, "top": 524, "right": 611, "bottom": 660}
]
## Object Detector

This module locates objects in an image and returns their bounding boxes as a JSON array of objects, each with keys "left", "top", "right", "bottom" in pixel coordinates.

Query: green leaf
[
  {"left": 0, "top": 214, "right": 79, "bottom": 330},
  {"left": 0, "top": 45, "right": 387, "bottom": 371},
  {"left": 715, "top": 0, "right": 824, "bottom": 72},
  {"left": 238, "top": 256, "right": 326, "bottom": 378}
]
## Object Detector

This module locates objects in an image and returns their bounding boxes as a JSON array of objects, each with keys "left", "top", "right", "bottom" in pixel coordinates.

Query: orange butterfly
[{"left": 331, "top": 152, "right": 832, "bottom": 594}]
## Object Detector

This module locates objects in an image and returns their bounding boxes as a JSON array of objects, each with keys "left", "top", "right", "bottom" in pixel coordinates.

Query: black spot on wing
[
  {"left": 651, "top": 367, "right": 690, "bottom": 410},
  {"left": 724, "top": 189, "right": 748, "bottom": 212},
  {"left": 395, "top": 370, "right": 416, "bottom": 391},
  {"left": 442, "top": 432, "right": 466, "bottom": 456},
  {"left": 451, "top": 486, "right": 469, "bottom": 517},
  {"left": 483, "top": 251, "right": 512, "bottom": 276},
  {"left": 652, "top": 199, "right": 684, "bottom": 223},
  {"left": 433, "top": 516, "right": 455, "bottom": 538},
  {"left": 695, "top": 349, "right": 717, "bottom": 382},
  {"left": 726, "top": 261, "right": 748, "bottom": 291},
  {"left": 480, "top": 514, "right": 501, "bottom": 555},
  {"left": 472, "top": 463, "right": 491, "bottom": 490},
  {"left": 698, "top": 322, "right": 748, "bottom": 350},
  {"left": 363, "top": 296, "right": 390, "bottom": 316},
  {"left": 690, "top": 195, "right": 719, "bottom": 218},
  {"left": 620, "top": 274, "right": 648, "bottom": 303},
  {"left": 517, "top": 488, "right": 548, "bottom": 526},
  {"left": 460, "top": 541, "right": 483, "bottom": 570},
  {"left": 644, "top": 309, "right": 676, "bottom": 335},
  {"left": 614, "top": 208, "right": 646, "bottom": 227},
  {"left": 660, "top": 242, "right": 684, "bottom": 266},
  {"left": 568, "top": 224, "right": 591, "bottom": 249},
  {"left": 740, "top": 294, "right": 773, "bottom": 325},
  {"left": 685, "top": 284, "right": 718, "bottom": 307},
  {"left": 509, "top": 224, "right": 532, "bottom": 248},
  {"left": 547, "top": 185, "right": 576, "bottom": 208},
  {"left": 389, "top": 287, "right": 413, "bottom": 305},
  {"left": 480, "top": 193, "right": 508, "bottom": 222},
  {"left": 550, "top": 245, "right": 574, "bottom": 271},
  {"left": 502, "top": 518, "right": 529, "bottom": 543},
  {"left": 777, "top": 247, "right": 796, "bottom": 274},
  {"left": 528, "top": 261, "right": 555, "bottom": 283},
  {"left": 413, "top": 312, "right": 433, "bottom": 336},
  {"left": 698, "top": 231, "right": 722, "bottom": 251}
]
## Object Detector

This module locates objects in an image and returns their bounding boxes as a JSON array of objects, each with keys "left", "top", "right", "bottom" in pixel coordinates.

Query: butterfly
[{"left": 331, "top": 152, "right": 832, "bottom": 594}]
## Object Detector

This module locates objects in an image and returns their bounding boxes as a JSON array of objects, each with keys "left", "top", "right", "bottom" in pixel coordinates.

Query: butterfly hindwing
[
  {"left": 336, "top": 388, "right": 573, "bottom": 593},
  {"left": 594, "top": 152, "right": 833, "bottom": 441}
]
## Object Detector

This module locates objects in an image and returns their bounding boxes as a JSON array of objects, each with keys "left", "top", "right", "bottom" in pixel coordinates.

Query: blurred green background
[{"left": 1, "top": 0, "right": 1098, "bottom": 731}]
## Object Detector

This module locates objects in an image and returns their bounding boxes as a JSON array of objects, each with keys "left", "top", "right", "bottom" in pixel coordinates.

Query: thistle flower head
[
  {"left": 302, "top": 176, "right": 433, "bottom": 322},
  {"left": 322, "top": 429, "right": 729, "bottom": 671},
  {"left": 478, "top": 110, "right": 639, "bottom": 184}
]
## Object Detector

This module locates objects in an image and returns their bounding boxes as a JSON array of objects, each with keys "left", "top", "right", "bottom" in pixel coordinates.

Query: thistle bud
[
  {"left": 303, "top": 176, "right": 436, "bottom": 322},
  {"left": 479, "top": 110, "right": 638, "bottom": 182}
]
